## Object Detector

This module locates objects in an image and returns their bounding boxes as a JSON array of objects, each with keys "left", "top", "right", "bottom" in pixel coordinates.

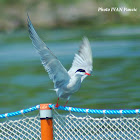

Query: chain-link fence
[
  {"left": 53, "top": 113, "right": 140, "bottom": 139},
  {"left": 0, "top": 105, "right": 140, "bottom": 140}
]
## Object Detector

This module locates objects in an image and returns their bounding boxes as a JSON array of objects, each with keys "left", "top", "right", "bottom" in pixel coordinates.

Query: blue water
[{"left": 0, "top": 25, "right": 140, "bottom": 114}]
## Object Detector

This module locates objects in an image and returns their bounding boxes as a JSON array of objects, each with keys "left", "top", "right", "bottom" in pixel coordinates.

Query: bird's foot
[
  {"left": 55, "top": 103, "right": 59, "bottom": 108},
  {"left": 55, "top": 97, "right": 59, "bottom": 108}
]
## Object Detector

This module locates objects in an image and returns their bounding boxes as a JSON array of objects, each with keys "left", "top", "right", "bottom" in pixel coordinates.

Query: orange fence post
[{"left": 40, "top": 104, "right": 53, "bottom": 140}]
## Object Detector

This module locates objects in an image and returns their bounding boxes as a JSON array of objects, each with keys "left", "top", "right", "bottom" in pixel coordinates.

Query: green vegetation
[{"left": 0, "top": 0, "right": 140, "bottom": 31}]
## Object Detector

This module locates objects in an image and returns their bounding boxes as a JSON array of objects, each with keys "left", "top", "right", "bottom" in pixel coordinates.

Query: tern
[{"left": 27, "top": 15, "right": 93, "bottom": 107}]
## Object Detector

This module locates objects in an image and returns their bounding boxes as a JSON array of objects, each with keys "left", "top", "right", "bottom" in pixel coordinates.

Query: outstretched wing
[
  {"left": 27, "top": 14, "right": 70, "bottom": 89},
  {"left": 68, "top": 37, "right": 93, "bottom": 82}
]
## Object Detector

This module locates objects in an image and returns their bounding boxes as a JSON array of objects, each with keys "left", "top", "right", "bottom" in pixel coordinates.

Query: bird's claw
[{"left": 55, "top": 103, "right": 59, "bottom": 108}]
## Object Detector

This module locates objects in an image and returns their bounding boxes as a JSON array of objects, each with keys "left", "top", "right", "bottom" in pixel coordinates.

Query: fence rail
[{"left": 0, "top": 104, "right": 140, "bottom": 119}]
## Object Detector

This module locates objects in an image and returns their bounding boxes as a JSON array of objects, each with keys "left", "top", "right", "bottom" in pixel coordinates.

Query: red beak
[{"left": 85, "top": 72, "right": 91, "bottom": 75}]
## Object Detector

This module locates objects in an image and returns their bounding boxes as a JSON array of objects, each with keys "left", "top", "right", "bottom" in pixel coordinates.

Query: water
[{"left": 0, "top": 25, "right": 140, "bottom": 114}]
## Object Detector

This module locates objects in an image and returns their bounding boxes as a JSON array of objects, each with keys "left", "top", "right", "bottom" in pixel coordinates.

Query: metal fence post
[{"left": 40, "top": 104, "right": 53, "bottom": 140}]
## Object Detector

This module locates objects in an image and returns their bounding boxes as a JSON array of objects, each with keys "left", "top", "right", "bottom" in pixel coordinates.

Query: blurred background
[{"left": 0, "top": 0, "right": 140, "bottom": 114}]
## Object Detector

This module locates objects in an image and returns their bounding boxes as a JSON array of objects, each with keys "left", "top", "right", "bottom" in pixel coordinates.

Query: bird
[{"left": 27, "top": 14, "right": 93, "bottom": 108}]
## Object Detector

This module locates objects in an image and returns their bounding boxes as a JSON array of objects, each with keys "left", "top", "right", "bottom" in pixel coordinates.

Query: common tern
[{"left": 27, "top": 15, "right": 93, "bottom": 107}]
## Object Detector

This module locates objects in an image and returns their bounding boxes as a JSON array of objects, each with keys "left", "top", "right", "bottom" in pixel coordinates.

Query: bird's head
[{"left": 75, "top": 69, "right": 91, "bottom": 76}]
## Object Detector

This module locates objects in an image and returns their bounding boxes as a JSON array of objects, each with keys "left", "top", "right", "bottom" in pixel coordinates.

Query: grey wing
[
  {"left": 27, "top": 14, "right": 70, "bottom": 89},
  {"left": 68, "top": 37, "right": 93, "bottom": 82}
]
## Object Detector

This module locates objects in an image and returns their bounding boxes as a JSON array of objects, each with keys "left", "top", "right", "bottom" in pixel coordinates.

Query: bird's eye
[{"left": 76, "top": 69, "right": 85, "bottom": 73}]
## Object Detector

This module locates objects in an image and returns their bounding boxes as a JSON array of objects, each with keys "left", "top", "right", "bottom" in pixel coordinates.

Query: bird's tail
[{"left": 49, "top": 89, "right": 58, "bottom": 92}]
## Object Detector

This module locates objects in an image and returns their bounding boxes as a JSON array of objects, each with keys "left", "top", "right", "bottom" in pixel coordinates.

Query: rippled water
[{"left": 0, "top": 25, "right": 140, "bottom": 114}]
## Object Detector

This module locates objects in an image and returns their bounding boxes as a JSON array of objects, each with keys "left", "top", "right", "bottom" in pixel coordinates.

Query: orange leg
[
  {"left": 55, "top": 97, "right": 59, "bottom": 108},
  {"left": 64, "top": 100, "right": 69, "bottom": 107}
]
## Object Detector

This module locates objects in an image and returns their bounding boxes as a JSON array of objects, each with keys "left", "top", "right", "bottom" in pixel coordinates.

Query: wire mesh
[
  {"left": 0, "top": 106, "right": 140, "bottom": 140},
  {"left": 53, "top": 110, "right": 140, "bottom": 140},
  {"left": 0, "top": 115, "right": 41, "bottom": 139}
]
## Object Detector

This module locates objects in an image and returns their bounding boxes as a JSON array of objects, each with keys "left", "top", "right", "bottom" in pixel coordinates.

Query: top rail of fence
[{"left": 0, "top": 104, "right": 140, "bottom": 119}]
